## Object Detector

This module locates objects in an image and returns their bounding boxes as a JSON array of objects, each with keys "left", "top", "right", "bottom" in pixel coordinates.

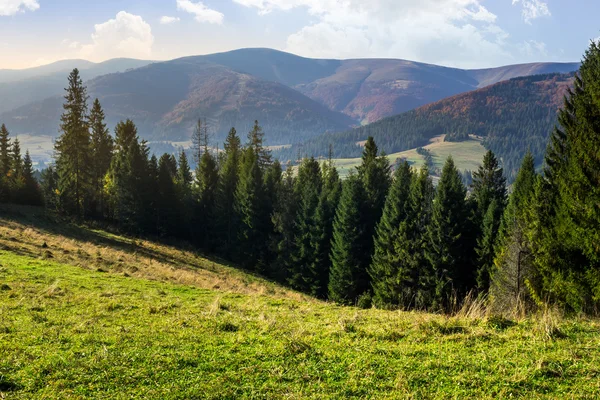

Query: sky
[{"left": 0, "top": 0, "right": 597, "bottom": 70}]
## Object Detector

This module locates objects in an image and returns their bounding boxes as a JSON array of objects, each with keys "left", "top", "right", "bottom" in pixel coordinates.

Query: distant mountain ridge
[
  {"left": 0, "top": 58, "right": 154, "bottom": 114},
  {"left": 0, "top": 49, "right": 579, "bottom": 148}
]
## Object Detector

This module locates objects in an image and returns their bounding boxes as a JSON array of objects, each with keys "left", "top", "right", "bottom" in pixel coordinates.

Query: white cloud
[
  {"left": 79, "top": 11, "right": 154, "bottom": 61},
  {"left": 518, "top": 39, "right": 547, "bottom": 57},
  {"left": 512, "top": 0, "right": 550, "bottom": 24},
  {"left": 61, "top": 39, "right": 81, "bottom": 49},
  {"left": 234, "top": 0, "right": 512, "bottom": 68},
  {"left": 0, "top": 0, "right": 39, "bottom": 16},
  {"left": 160, "top": 16, "right": 180, "bottom": 24},
  {"left": 176, "top": 0, "right": 224, "bottom": 24}
]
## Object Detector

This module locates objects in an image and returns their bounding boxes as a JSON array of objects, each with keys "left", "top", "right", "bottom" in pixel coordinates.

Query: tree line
[{"left": 3, "top": 41, "right": 600, "bottom": 314}]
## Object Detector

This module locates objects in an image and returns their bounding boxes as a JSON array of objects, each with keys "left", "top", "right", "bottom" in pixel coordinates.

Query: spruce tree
[
  {"left": 0, "top": 124, "right": 10, "bottom": 202},
  {"left": 234, "top": 148, "right": 269, "bottom": 270},
  {"left": 476, "top": 199, "right": 500, "bottom": 292},
  {"left": 270, "top": 163, "right": 298, "bottom": 283},
  {"left": 288, "top": 157, "right": 323, "bottom": 293},
  {"left": 425, "top": 157, "right": 472, "bottom": 311},
  {"left": 19, "top": 151, "right": 42, "bottom": 206},
  {"left": 369, "top": 161, "right": 413, "bottom": 307},
  {"left": 105, "top": 120, "right": 150, "bottom": 232},
  {"left": 247, "top": 120, "right": 272, "bottom": 170},
  {"left": 54, "top": 69, "right": 91, "bottom": 217},
  {"left": 404, "top": 165, "right": 435, "bottom": 309},
  {"left": 471, "top": 150, "right": 507, "bottom": 292},
  {"left": 309, "top": 157, "right": 342, "bottom": 298},
  {"left": 356, "top": 136, "right": 391, "bottom": 292},
  {"left": 196, "top": 149, "right": 219, "bottom": 249},
  {"left": 10, "top": 138, "right": 23, "bottom": 201},
  {"left": 492, "top": 152, "right": 537, "bottom": 314},
  {"left": 216, "top": 128, "right": 242, "bottom": 255},
  {"left": 329, "top": 174, "right": 370, "bottom": 305},
  {"left": 89, "top": 98, "right": 114, "bottom": 217},
  {"left": 157, "top": 153, "right": 179, "bottom": 236}
]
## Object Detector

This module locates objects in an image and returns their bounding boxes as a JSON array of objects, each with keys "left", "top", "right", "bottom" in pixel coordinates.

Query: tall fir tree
[
  {"left": 404, "top": 165, "right": 435, "bottom": 309},
  {"left": 105, "top": 120, "right": 151, "bottom": 232},
  {"left": 19, "top": 151, "right": 43, "bottom": 206},
  {"left": 54, "top": 69, "right": 91, "bottom": 217},
  {"left": 425, "top": 157, "right": 473, "bottom": 311},
  {"left": 10, "top": 139, "right": 24, "bottom": 201},
  {"left": 471, "top": 150, "right": 507, "bottom": 292},
  {"left": 328, "top": 174, "right": 370, "bottom": 305},
  {"left": 216, "top": 128, "right": 242, "bottom": 255},
  {"left": 195, "top": 149, "right": 219, "bottom": 249},
  {"left": 356, "top": 136, "right": 391, "bottom": 292},
  {"left": 0, "top": 124, "right": 11, "bottom": 202},
  {"left": 157, "top": 153, "right": 179, "bottom": 236},
  {"left": 247, "top": 120, "right": 272, "bottom": 170},
  {"left": 309, "top": 157, "right": 342, "bottom": 298},
  {"left": 369, "top": 161, "right": 413, "bottom": 307},
  {"left": 270, "top": 163, "right": 298, "bottom": 283},
  {"left": 89, "top": 98, "right": 114, "bottom": 217},
  {"left": 288, "top": 157, "right": 323, "bottom": 293},
  {"left": 234, "top": 148, "right": 269, "bottom": 271},
  {"left": 492, "top": 152, "right": 537, "bottom": 314}
]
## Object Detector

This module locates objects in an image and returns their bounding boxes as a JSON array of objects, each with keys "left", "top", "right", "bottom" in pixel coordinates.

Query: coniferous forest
[{"left": 3, "top": 42, "right": 600, "bottom": 316}]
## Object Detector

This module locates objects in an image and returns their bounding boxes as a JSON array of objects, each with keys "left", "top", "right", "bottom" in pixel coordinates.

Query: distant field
[
  {"left": 1, "top": 206, "right": 600, "bottom": 398},
  {"left": 330, "top": 137, "right": 486, "bottom": 178}
]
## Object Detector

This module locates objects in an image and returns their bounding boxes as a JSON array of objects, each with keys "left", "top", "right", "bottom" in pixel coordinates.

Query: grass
[
  {"left": 331, "top": 136, "right": 487, "bottom": 178},
  {"left": 2, "top": 207, "right": 600, "bottom": 398}
]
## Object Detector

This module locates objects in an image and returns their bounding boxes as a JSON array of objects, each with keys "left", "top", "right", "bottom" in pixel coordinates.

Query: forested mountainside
[{"left": 281, "top": 72, "right": 574, "bottom": 179}]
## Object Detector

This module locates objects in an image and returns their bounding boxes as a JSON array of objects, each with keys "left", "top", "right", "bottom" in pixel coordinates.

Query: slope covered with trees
[{"left": 283, "top": 72, "right": 574, "bottom": 180}]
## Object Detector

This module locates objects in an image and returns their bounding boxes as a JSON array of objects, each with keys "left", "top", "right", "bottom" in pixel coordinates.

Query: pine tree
[
  {"left": 492, "top": 152, "right": 537, "bottom": 314},
  {"left": 288, "top": 157, "right": 323, "bottom": 293},
  {"left": 19, "top": 151, "right": 42, "bottom": 206},
  {"left": 196, "top": 149, "right": 219, "bottom": 249},
  {"left": 309, "top": 157, "right": 342, "bottom": 298},
  {"left": 403, "top": 165, "right": 435, "bottom": 309},
  {"left": 54, "top": 68, "right": 91, "bottom": 217},
  {"left": 270, "top": 163, "right": 298, "bottom": 283},
  {"left": 329, "top": 174, "right": 370, "bottom": 305},
  {"left": 234, "top": 148, "right": 269, "bottom": 270},
  {"left": 10, "top": 139, "right": 24, "bottom": 202},
  {"left": 216, "top": 128, "right": 242, "bottom": 255},
  {"left": 356, "top": 136, "right": 391, "bottom": 294},
  {"left": 471, "top": 150, "right": 507, "bottom": 292},
  {"left": 177, "top": 151, "right": 193, "bottom": 190},
  {"left": 105, "top": 120, "right": 150, "bottom": 232},
  {"left": 157, "top": 153, "right": 179, "bottom": 236},
  {"left": 247, "top": 120, "right": 272, "bottom": 170},
  {"left": 369, "top": 161, "right": 413, "bottom": 307},
  {"left": 0, "top": 124, "right": 11, "bottom": 202},
  {"left": 471, "top": 150, "right": 507, "bottom": 220},
  {"left": 89, "top": 98, "right": 114, "bottom": 217},
  {"left": 476, "top": 199, "right": 500, "bottom": 292},
  {"left": 425, "top": 157, "right": 472, "bottom": 311}
]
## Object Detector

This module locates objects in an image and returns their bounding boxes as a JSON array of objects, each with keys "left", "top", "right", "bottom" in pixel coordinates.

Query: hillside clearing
[
  {"left": 332, "top": 137, "right": 486, "bottom": 178},
  {"left": 1, "top": 209, "right": 600, "bottom": 398}
]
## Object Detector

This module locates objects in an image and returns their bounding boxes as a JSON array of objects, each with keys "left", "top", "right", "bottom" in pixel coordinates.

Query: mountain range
[
  {"left": 280, "top": 72, "right": 575, "bottom": 179},
  {"left": 0, "top": 48, "right": 579, "bottom": 147}
]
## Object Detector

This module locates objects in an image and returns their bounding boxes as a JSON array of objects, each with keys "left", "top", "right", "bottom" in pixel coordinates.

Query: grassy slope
[
  {"left": 1, "top": 207, "right": 600, "bottom": 398},
  {"left": 332, "top": 137, "right": 486, "bottom": 178}
]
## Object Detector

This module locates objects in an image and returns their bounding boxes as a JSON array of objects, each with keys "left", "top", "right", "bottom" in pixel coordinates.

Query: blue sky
[{"left": 0, "top": 0, "right": 597, "bottom": 69}]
